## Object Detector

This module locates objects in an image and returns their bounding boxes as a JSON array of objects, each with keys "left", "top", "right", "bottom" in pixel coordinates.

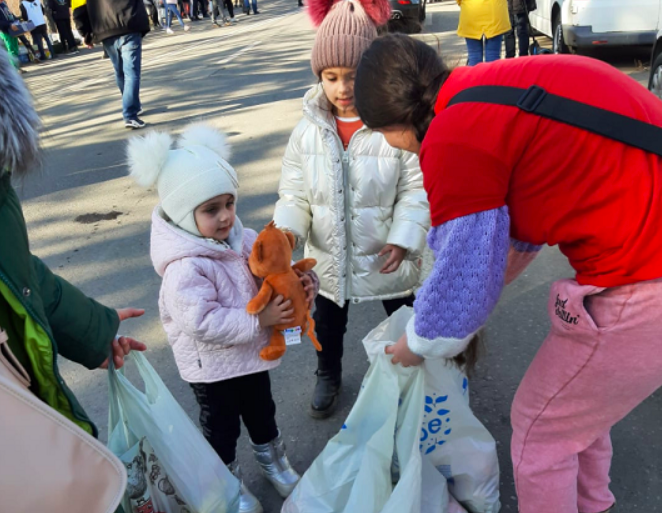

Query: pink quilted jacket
[{"left": 150, "top": 207, "right": 279, "bottom": 383}]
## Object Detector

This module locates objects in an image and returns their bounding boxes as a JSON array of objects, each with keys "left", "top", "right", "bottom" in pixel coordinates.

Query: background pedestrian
[
  {"left": 243, "top": 0, "right": 257, "bottom": 15},
  {"left": 505, "top": 0, "right": 535, "bottom": 58},
  {"left": 21, "top": 0, "right": 55, "bottom": 59},
  {"left": 164, "top": 0, "right": 189, "bottom": 33},
  {"left": 47, "top": 0, "right": 78, "bottom": 54},
  {"left": 73, "top": 0, "right": 150, "bottom": 129},
  {"left": 456, "top": 0, "right": 510, "bottom": 65}
]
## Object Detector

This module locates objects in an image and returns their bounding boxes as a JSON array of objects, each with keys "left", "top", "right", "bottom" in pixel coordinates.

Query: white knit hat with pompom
[{"left": 127, "top": 123, "right": 238, "bottom": 236}]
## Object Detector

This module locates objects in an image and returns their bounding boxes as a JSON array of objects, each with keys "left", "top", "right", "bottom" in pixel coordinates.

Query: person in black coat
[
  {"left": 505, "top": 0, "right": 536, "bottom": 58},
  {"left": 46, "top": 0, "right": 78, "bottom": 53},
  {"left": 73, "top": 0, "right": 150, "bottom": 129}
]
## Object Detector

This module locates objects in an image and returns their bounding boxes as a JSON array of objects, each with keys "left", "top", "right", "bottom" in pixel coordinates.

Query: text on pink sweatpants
[{"left": 511, "top": 278, "right": 662, "bottom": 513}]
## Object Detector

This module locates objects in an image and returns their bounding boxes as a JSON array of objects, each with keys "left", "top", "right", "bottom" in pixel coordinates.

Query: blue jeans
[
  {"left": 166, "top": 3, "right": 185, "bottom": 27},
  {"left": 466, "top": 35, "right": 503, "bottom": 66},
  {"left": 103, "top": 33, "right": 143, "bottom": 121},
  {"left": 244, "top": 0, "right": 257, "bottom": 13}
]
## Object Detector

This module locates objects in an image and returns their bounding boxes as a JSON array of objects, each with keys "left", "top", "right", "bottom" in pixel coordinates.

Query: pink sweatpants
[{"left": 511, "top": 278, "right": 662, "bottom": 513}]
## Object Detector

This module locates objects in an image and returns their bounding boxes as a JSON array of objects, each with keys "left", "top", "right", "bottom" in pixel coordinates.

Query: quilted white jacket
[
  {"left": 273, "top": 84, "right": 430, "bottom": 307},
  {"left": 150, "top": 207, "right": 278, "bottom": 383}
]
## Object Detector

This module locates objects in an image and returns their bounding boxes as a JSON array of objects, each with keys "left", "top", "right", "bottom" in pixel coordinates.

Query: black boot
[{"left": 310, "top": 367, "right": 341, "bottom": 419}]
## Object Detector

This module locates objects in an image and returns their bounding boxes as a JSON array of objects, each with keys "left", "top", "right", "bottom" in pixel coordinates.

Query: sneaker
[
  {"left": 137, "top": 108, "right": 144, "bottom": 116},
  {"left": 253, "top": 10, "right": 260, "bottom": 13},
  {"left": 69, "top": 48, "right": 80, "bottom": 55},
  {"left": 184, "top": 24, "right": 191, "bottom": 31},
  {"left": 212, "top": 21, "right": 222, "bottom": 27},
  {"left": 166, "top": 27, "right": 174, "bottom": 34},
  {"left": 230, "top": 16, "right": 237, "bottom": 23},
  {"left": 125, "top": 118, "right": 146, "bottom": 129}
]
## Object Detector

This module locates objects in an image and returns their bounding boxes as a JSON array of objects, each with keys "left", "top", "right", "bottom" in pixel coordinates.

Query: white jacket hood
[{"left": 151, "top": 206, "right": 245, "bottom": 277}]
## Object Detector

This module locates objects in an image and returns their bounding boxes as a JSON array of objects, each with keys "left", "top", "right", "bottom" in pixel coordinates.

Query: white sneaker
[
  {"left": 166, "top": 27, "right": 174, "bottom": 34},
  {"left": 184, "top": 24, "right": 191, "bottom": 31},
  {"left": 230, "top": 16, "right": 237, "bottom": 23}
]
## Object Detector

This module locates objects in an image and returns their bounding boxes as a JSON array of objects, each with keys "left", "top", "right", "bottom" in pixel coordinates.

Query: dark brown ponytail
[{"left": 355, "top": 33, "right": 451, "bottom": 142}]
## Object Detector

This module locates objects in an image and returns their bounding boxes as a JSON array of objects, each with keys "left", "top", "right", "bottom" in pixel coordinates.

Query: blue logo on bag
[{"left": 420, "top": 393, "right": 452, "bottom": 455}]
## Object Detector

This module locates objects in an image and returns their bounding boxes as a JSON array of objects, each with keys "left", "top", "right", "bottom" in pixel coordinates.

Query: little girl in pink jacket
[{"left": 128, "top": 123, "right": 317, "bottom": 513}]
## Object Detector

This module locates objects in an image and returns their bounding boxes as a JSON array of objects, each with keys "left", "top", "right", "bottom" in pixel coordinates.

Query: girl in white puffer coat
[
  {"left": 128, "top": 124, "right": 319, "bottom": 513},
  {"left": 273, "top": 0, "right": 430, "bottom": 419}
]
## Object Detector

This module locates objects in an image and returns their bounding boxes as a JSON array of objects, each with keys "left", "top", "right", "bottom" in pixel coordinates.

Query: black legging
[{"left": 190, "top": 371, "right": 278, "bottom": 464}]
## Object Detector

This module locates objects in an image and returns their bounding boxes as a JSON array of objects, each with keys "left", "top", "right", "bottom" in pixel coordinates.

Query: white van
[{"left": 529, "top": 0, "right": 659, "bottom": 54}]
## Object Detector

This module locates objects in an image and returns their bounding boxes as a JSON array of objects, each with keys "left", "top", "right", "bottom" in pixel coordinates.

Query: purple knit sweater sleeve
[{"left": 413, "top": 207, "right": 510, "bottom": 341}]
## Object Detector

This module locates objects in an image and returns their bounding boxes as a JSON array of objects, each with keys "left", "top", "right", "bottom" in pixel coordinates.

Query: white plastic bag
[
  {"left": 282, "top": 353, "right": 451, "bottom": 513},
  {"left": 110, "top": 433, "right": 192, "bottom": 513},
  {"left": 108, "top": 352, "right": 241, "bottom": 513},
  {"left": 363, "top": 307, "right": 501, "bottom": 513}
]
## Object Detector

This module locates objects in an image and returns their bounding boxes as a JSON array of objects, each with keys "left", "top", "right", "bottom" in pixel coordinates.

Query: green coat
[{"left": 0, "top": 171, "right": 119, "bottom": 436}]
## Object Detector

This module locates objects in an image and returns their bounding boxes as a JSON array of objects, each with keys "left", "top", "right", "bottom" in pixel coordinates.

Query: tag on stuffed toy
[{"left": 283, "top": 327, "right": 302, "bottom": 346}]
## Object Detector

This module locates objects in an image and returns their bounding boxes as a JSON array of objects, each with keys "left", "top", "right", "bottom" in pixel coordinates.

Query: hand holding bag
[
  {"left": 282, "top": 352, "right": 452, "bottom": 513},
  {"left": 108, "top": 351, "right": 241, "bottom": 513},
  {"left": 363, "top": 308, "right": 501, "bottom": 513}
]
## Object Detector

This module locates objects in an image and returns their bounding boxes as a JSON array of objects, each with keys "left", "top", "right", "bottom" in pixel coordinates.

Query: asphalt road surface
[{"left": 18, "top": 2, "right": 660, "bottom": 511}]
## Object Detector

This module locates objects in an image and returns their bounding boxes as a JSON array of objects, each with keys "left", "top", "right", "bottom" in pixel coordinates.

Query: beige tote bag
[{"left": 0, "top": 329, "right": 127, "bottom": 513}]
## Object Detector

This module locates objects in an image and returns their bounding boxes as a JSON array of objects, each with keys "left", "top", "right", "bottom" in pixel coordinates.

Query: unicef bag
[
  {"left": 282, "top": 353, "right": 453, "bottom": 513},
  {"left": 108, "top": 352, "right": 241, "bottom": 513},
  {"left": 363, "top": 307, "right": 501, "bottom": 513}
]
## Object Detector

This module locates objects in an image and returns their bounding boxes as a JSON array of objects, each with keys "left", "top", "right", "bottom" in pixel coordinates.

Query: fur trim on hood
[{"left": 0, "top": 47, "right": 41, "bottom": 177}]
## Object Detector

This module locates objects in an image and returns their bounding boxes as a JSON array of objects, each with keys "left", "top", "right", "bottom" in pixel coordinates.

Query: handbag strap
[{"left": 446, "top": 85, "right": 662, "bottom": 157}]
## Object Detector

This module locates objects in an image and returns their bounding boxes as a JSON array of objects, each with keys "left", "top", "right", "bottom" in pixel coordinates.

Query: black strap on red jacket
[{"left": 446, "top": 85, "right": 662, "bottom": 157}]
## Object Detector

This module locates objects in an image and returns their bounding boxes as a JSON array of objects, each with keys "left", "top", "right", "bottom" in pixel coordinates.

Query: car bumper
[
  {"left": 563, "top": 25, "right": 657, "bottom": 48},
  {"left": 391, "top": 3, "right": 419, "bottom": 20}
]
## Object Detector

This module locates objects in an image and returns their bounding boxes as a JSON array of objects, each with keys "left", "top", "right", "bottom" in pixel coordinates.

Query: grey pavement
[{"left": 18, "top": 2, "right": 661, "bottom": 511}]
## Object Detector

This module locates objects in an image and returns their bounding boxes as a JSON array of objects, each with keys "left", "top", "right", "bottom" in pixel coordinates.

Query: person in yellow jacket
[{"left": 457, "top": 0, "right": 510, "bottom": 65}]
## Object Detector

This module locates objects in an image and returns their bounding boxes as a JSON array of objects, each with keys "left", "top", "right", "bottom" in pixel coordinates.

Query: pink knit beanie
[{"left": 309, "top": 0, "right": 391, "bottom": 77}]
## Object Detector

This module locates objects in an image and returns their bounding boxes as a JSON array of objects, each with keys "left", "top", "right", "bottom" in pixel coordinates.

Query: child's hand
[
  {"left": 385, "top": 333, "right": 424, "bottom": 367},
  {"left": 295, "top": 269, "right": 317, "bottom": 309},
  {"left": 258, "top": 295, "right": 295, "bottom": 328},
  {"left": 379, "top": 244, "right": 407, "bottom": 274}
]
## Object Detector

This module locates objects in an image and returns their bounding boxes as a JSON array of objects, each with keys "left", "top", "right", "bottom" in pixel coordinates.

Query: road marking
[{"left": 215, "top": 40, "right": 261, "bottom": 65}]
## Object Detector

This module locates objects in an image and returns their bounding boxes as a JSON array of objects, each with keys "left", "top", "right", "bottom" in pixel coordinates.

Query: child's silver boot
[
  {"left": 250, "top": 432, "right": 300, "bottom": 498},
  {"left": 228, "top": 460, "right": 263, "bottom": 513}
]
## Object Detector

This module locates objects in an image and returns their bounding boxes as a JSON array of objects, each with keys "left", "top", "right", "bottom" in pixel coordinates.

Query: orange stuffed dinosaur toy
[{"left": 246, "top": 221, "right": 322, "bottom": 361}]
